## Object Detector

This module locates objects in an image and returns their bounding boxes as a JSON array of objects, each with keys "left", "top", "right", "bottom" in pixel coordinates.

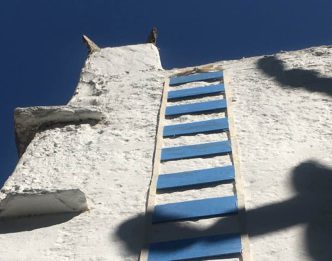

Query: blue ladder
[
  {"left": 165, "top": 99, "right": 227, "bottom": 116},
  {"left": 161, "top": 141, "right": 232, "bottom": 161},
  {"left": 157, "top": 165, "right": 235, "bottom": 191},
  {"left": 169, "top": 71, "right": 223, "bottom": 86},
  {"left": 145, "top": 70, "right": 243, "bottom": 260},
  {"left": 152, "top": 196, "right": 238, "bottom": 223},
  {"left": 163, "top": 118, "right": 228, "bottom": 137},
  {"left": 167, "top": 83, "right": 224, "bottom": 100},
  {"left": 148, "top": 233, "right": 241, "bottom": 261}
]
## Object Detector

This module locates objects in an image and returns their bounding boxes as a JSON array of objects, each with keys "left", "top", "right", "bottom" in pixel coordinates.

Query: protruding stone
[
  {"left": 82, "top": 35, "right": 101, "bottom": 53},
  {"left": 15, "top": 105, "right": 104, "bottom": 157},
  {"left": 0, "top": 189, "right": 88, "bottom": 218}
]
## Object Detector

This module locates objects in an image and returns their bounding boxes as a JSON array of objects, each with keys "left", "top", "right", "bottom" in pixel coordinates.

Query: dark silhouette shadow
[
  {"left": 245, "top": 161, "right": 332, "bottom": 260},
  {"left": 257, "top": 56, "right": 332, "bottom": 96},
  {"left": 0, "top": 212, "right": 80, "bottom": 234},
  {"left": 115, "top": 160, "right": 332, "bottom": 261},
  {"left": 115, "top": 213, "right": 147, "bottom": 255}
]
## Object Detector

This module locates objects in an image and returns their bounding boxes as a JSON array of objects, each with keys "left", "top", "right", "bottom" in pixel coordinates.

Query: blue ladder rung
[
  {"left": 161, "top": 140, "right": 231, "bottom": 161},
  {"left": 157, "top": 165, "right": 235, "bottom": 191},
  {"left": 165, "top": 99, "right": 227, "bottom": 117},
  {"left": 167, "top": 84, "right": 224, "bottom": 100},
  {"left": 169, "top": 71, "right": 223, "bottom": 86},
  {"left": 148, "top": 233, "right": 242, "bottom": 261},
  {"left": 152, "top": 196, "right": 237, "bottom": 223},
  {"left": 163, "top": 118, "right": 228, "bottom": 137}
]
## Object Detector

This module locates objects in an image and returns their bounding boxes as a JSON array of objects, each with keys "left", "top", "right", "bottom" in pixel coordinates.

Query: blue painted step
[
  {"left": 161, "top": 140, "right": 231, "bottom": 161},
  {"left": 148, "top": 233, "right": 241, "bottom": 261},
  {"left": 157, "top": 165, "right": 235, "bottom": 191},
  {"left": 165, "top": 99, "right": 227, "bottom": 117},
  {"left": 152, "top": 196, "right": 237, "bottom": 223},
  {"left": 167, "top": 83, "right": 224, "bottom": 100},
  {"left": 169, "top": 71, "right": 223, "bottom": 86},
  {"left": 163, "top": 118, "right": 228, "bottom": 137}
]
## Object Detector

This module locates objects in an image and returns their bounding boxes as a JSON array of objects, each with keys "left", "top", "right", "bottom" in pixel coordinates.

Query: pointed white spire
[{"left": 82, "top": 34, "right": 101, "bottom": 53}]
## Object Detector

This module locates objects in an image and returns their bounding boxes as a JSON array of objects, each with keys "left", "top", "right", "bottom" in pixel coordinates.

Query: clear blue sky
[{"left": 1, "top": 0, "right": 332, "bottom": 186}]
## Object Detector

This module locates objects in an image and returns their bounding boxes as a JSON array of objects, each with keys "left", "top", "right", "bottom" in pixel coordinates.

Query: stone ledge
[
  {"left": 0, "top": 189, "right": 88, "bottom": 218},
  {"left": 15, "top": 105, "right": 104, "bottom": 157}
]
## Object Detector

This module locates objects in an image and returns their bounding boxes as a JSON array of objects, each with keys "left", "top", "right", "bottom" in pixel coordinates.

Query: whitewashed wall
[
  {"left": 0, "top": 44, "right": 166, "bottom": 260},
  {"left": 0, "top": 43, "right": 331, "bottom": 261}
]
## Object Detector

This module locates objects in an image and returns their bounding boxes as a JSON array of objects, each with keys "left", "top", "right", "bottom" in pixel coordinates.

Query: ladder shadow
[{"left": 115, "top": 160, "right": 332, "bottom": 261}]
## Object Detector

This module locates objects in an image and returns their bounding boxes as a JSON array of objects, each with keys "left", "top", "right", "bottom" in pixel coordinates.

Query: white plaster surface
[
  {"left": 15, "top": 105, "right": 104, "bottom": 156},
  {"left": 222, "top": 46, "right": 332, "bottom": 261},
  {"left": 0, "top": 44, "right": 166, "bottom": 260},
  {"left": 0, "top": 43, "right": 331, "bottom": 261},
  {"left": 153, "top": 46, "right": 332, "bottom": 261}
]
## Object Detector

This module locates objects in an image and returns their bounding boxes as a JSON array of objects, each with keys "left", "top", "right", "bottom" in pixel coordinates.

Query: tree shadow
[
  {"left": 256, "top": 56, "right": 332, "bottom": 96},
  {"left": 246, "top": 160, "right": 332, "bottom": 260},
  {"left": 115, "top": 160, "right": 332, "bottom": 261},
  {"left": 0, "top": 212, "right": 80, "bottom": 234},
  {"left": 115, "top": 212, "right": 147, "bottom": 255}
]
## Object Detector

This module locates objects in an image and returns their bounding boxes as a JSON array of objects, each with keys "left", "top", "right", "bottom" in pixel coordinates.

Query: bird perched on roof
[{"left": 146, "top": 27, "right": 158, "bottom": 45}]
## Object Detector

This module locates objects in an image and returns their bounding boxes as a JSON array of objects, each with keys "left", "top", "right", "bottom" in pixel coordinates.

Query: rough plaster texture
[
  {"left": 0, "top": 43, "right": 331, "bottom": 261},
  {"left": 15, "top": 105, "right": 104, "bottom": 157},
  {"left": 149, "top": 46, "right": 332, "bottom": 261},
  {"left": 0, "top": 44, "right": 166, "bottom": 260},
  {"left": 221, "top": 47, "right": 332, "bottom": 261}
]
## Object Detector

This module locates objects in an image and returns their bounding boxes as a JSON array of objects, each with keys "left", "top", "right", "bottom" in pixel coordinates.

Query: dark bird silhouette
[{"left": 146, "top": 27, "right": 158, "bottom": 45}]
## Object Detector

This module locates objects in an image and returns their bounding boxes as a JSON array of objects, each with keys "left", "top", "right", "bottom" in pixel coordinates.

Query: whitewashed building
[{"left": 0, "top": 39, "right": 331, "bottom": 261}]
